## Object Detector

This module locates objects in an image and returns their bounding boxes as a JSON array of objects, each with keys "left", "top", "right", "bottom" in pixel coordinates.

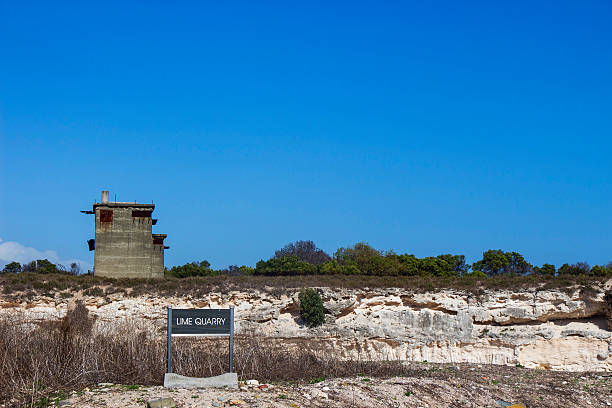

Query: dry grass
[
  {"left": 2, "top": 302, "right": 610, "bottom": 407},
  {"left": 0, "top": 272, "right": 606, "bottom": 301},
  {"left": 0, "top": 303, "right": 410, "bottom": 407}
]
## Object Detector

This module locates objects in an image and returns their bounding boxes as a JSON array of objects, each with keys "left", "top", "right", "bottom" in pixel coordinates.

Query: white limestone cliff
[{"left": 1, "top": 281, "right": 610, "bottom": 372}]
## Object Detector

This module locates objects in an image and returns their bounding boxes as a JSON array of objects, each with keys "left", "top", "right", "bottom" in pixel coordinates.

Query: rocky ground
[{"left": 39, "top": 364, "right": 611, "bottom": 408}]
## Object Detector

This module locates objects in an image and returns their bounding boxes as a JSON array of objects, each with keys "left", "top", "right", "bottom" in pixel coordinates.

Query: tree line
[
  {"left": 164, "top": 240, "right": 612, "bottom": 278},
  {"left": 3, "top": 240, "right": 610, "bottom": 278},
  {"left": 1, "top": 260, "right": 81, "bottom": 275}
]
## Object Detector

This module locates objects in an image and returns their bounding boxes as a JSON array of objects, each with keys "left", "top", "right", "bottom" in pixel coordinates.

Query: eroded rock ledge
[{"left": 2, "top": 282, "right": 611, "bottom": 372}]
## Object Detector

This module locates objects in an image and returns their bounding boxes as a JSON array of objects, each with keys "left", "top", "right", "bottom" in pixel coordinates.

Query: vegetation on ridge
[
  {"left": 160, "top": 241, "right": 611, "bottom": 279},
  {"left": 3, "top": 240, "right": 611, "bottom": 284}
]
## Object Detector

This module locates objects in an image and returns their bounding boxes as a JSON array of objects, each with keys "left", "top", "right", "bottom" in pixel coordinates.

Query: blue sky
[{"left": 1, "top": 1, "right": 611, "bottom": 270}]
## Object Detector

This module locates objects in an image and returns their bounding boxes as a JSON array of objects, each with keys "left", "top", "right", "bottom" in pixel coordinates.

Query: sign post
[
  {"left": 167, "top": 307, "right": 172, "bottom": 373},
  {"left": 166, "top": 307, "right": 235, "bottom": 374},
  {"left": 229, "top": 306, "right": 234, "bottom": 373}
]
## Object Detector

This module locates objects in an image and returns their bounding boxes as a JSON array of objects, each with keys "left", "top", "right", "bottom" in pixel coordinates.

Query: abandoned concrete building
[{"left": 82, "top": 190, "right": 169, "bottom": 278}]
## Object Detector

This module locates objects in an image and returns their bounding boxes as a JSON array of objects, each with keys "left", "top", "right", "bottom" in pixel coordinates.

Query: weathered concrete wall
[
  {"left": 94, "top": 204, "right": 163, "bottom": 278},
  {"left": 152, "top": 243, "right": 165, "bottom": 278},
  {"left": 5, "top": 281, "right": 611, "bottom": 371}
]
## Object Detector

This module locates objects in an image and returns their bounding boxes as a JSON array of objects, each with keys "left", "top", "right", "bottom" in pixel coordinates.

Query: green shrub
[
  {"left": 254, "top": 256, "right": 317, "bottom": 276},
  {"left": 464, "top": 270, "right": 487, "bottom": 278},
  {"left": 165, "top": 261, "right": 218, "bottom": 278},
  {"left": 590, "top": 265, "right": 612, "bottom": 277},
  {"left": 299, "top": 288, "right": 325, "bottom": 327}
]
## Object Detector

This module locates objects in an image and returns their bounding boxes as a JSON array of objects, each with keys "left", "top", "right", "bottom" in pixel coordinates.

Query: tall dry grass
[{"left": 0, "top": 303, "right": 409, "bottom": 407}]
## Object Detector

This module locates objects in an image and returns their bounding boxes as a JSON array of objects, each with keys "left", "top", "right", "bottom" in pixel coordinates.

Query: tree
[
  {"left": 70, "top": 263, "right": 81, "bottom": 275},
  {"left": 21, "top": 259, "right": 59, "bottom": 274},
  {"left": 534, "top": 264, "right": 556, "bottom": 276},
  {"left": 395, "top": 254, "right": 420, "bottom": 276},
  {"left": 558, "top": 262, "right": 590, "bottom": 275},
  {"left": 254, "top": 256, "right": 317, "bottom": 276},
  {"left": 299, "top": 288, "right": 325, "bottom": 327},
  {"left": 590, "top": 265, "right": 612, "bottom": 277},
  {"left": 335, "top": 242, "right": 384, "bottom": 274},
  {"left": 437, "top": 254, "right": 470, "bottom": 275},
  {"left": 274, "top": 241, "right": 331, "bottom": 266},
  {"left": 472, "top": 250, "right": 532, "bottom": 276},
  {"left": 506, "top": 252, "right": 533, "bottom": 275},
  {"left": 472, "top": 250, "right": 509, "bottom": 276},
  {"left": 1, "top": 261, "right": 21, "bottom": 274},
  {"left": 220, "top": 265, "right": 254, "bottom": 276},
  {"left": 22, "top": 261, "right": 37, "bottom": 273},
  {"left": 418, "top": 257, "right": 456, "bottom": 277},
  {"left": 318, "top": 260, "right": 346, "bottom": 275}
]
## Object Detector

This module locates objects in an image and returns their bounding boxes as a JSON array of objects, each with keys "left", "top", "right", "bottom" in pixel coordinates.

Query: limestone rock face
[{"left": 2, "top": 281, "right": 611, "bottom": 372}]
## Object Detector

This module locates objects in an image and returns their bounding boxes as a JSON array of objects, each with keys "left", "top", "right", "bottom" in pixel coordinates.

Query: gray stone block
[
  {"left": 163, "top": 372, "right": 238, "bottom": 389},
  {"left": 147, "top": 398, "right": 176, "bottom": 408}
]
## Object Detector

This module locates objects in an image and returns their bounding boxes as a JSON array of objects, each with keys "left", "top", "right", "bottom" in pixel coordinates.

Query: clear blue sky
[{"left": 1, "top": 1, "right": 611, "bottom": 270}]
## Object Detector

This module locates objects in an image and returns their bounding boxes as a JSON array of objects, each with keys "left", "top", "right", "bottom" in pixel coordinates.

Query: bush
[
  {"left": 590, "top": 265, "right": 612, "bottom": 277},
  {"left": 464, "top": 270, "right": 487, "bottom": 278},
  {"left": 165, "top": 261, "right": 218, "bottom": 278},
  {"left": 534, "top": 264, "right": 556, "bottom": 276},
  {"left": 0, "top": 312, "right": 425, "bottom": 407},
  {"left": 298, "top": 288, "right": 325, "bottom": 327},
  {"left": 254, "top": 256, "right": 317, "bottom": 276},
  {"left": 558, "top": 262, "right": 591, "bottom": 276}
]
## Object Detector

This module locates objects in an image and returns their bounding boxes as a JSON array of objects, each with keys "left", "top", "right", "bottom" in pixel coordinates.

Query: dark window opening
[
  {"left": 87, "top": 239, "right": 95, "bottom": 251},
  {"left": 100, "top": 210, "right": 113, "bottom": 223},
  {"left": 153, "top": 238, "right": 164, "bottom": 245},
  {"left": 132, "top": 210, "right": 153, "bottom": 218}
]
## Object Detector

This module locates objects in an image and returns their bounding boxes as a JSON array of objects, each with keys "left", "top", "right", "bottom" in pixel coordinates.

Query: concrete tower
[{"left": 82, "top": 190, "right": 168, "bottom": 278}]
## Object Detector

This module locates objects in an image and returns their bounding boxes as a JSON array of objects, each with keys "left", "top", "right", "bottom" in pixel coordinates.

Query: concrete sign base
[{"left": 163, "top": 372, "right": 238, "bottom": 389}]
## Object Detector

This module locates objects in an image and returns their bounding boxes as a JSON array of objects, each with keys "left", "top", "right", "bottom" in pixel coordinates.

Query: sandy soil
[{"left": 58, "top": 364, "right": 611, "bottom": 408}]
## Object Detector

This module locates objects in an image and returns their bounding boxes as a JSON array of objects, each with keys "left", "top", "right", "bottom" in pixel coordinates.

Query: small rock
[
  {"left": 597, "top": 352, "right": 609, "bottom": 361},
  {"left": 508, "top": 404, "right": 526, "bottom": 408},
  {"left": 310, "top": 389, "right": 328, "bottom": 399},
  {"left": 147, "top": 398, "right": 176, "bottom": 408},
  {"left": 58, "top": 401, "right": 72, "bottom": 407},
  {"left": 257, "top": 384, "right": 269, "bottom": 391},
  {"left": 246, "top": 379, "right": 259, "bottom": 386},
  {"left": 97, "top": 383, "right": 114, "bottom": 387},
  {"left": 211, "top": 403, "right": 220, "bottom": 408},
  {"left": 321, "top": 386, "right": 330, "bottom": 391},
  {"left": 229, "top": 400, "right": 246, "bottom": 406}
]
